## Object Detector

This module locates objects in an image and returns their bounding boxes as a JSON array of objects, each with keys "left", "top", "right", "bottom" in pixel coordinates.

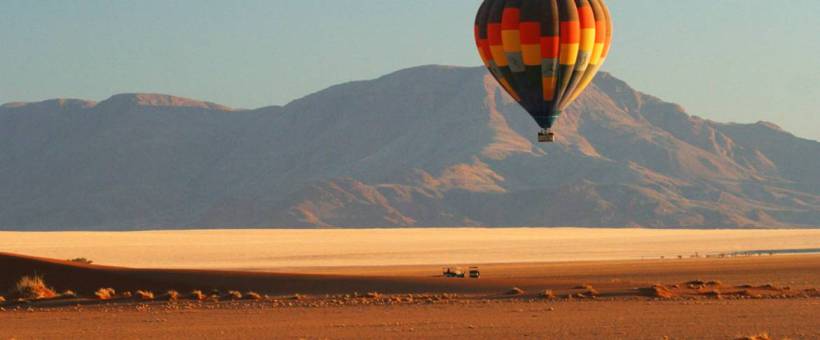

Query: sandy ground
[
  {"left": 1, "top": 228, "right": 819, "bottom": 339},
  {"left": 1, "top": 228, "right": 819, "bottom": 269},
  {"left": 1, "top": 251, "right": 820, "bottom": 339},
  {"left": 2, "top": 299, "right": 818, "bottom": 340}
]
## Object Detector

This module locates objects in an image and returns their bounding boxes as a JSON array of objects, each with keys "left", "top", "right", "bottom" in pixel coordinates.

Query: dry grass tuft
[
  {"left": 735, "top": 333, "right": 771, "bottom": 340},
  {"left": 189, "top": 290, "right": 206, "bottom": 301},
  {"left": 135, "top": 290, "right": 155, "bottom": 300},
  {"left": 642, "top": 285, "right": 675, "bottom": 299},
  {"left": 67, "top": 257, "right": 93, "bottom": 265},
  {"left": 540, "top": 290, "right": 556, "bottom": 299},
  {"left": 244, "top": 291, "right": 263, "bottom": 300},
  {"left": 573, "top": 284, "right": 599, "bottom": 296},
  {"left": 700, "top": 289, "right": 722, "bottom": 299},
  {"left": 365, "top": 292, "right": 381, "bottom": 299},
  {"left": 121, "top": 291, "right": 133, "bottom": 298},
  {"left": 14, "top": 275, "right": 57, "bottom": 300},
  {"left": 161, "top": 290, "right": 179, "bottom": 301},
  {"left": 94, "top": 288, "right": 116, "bottom": 300},
  {"left": 226, "top": 291, "right": 243, "bottom": 300},
  {"left": 60, "top": 290, "right": 77, "bottom": 298},
  {"left": 506, "top": 287, "right": 525, "bottom": 296},
  {"left": 734, "top": 290, "right": 763, "bottom": 299}
]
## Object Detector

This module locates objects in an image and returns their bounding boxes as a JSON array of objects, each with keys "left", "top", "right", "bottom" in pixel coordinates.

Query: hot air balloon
[{"left": 474, "top": 0, "right": 613, "bottom": 142}]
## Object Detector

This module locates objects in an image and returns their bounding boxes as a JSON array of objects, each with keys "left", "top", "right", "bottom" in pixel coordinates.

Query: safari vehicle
[
  {"left": 442, "top": 267, "right": 465, "bottom": 278},
  {"left": 468, "top": 266, "right": 480, "bottom": 279}
]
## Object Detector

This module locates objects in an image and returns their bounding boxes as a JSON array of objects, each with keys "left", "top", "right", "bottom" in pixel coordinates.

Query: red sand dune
[
  {"left": 3, "top": 252, "right": 819, "bottom": 300},
  {"left": 3, "top": 252, "right": 820, "bottom": 339},
  {"left": 0, "top": 252, "right": 556, "bottom": 296}
]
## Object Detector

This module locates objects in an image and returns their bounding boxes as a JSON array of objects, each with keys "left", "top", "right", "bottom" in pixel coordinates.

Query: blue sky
[{"left": 1, "top": 1, "right": 818, "bottom": 140}]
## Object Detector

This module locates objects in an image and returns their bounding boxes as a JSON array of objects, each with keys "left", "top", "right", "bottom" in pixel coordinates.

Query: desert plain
[{"left": 1, "top": 228, "right": 819, "bottom": 339}]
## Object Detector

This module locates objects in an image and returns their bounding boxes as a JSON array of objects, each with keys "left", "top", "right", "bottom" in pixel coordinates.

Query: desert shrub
[
  {"left": 121, "top": 291, "right": 133, "bottom": 298},
  {"left": 95, "top": 288, "right": 116, "bottom": 300},
  {"left": 189, "top": 290, "right": 206, "bottom": 301},
  {"left": 226, "top": 291, "right": 243, "bottom": 300},
  {"left": 735, "top": 333, "right": 771, "bottom": 340},
  {"left": 135, "top": 290, "right": 155, "bottom": 300},
  {"left": 161, "top": 290, "right": 179, "bottom": 301},
  {"left": 506, "top": 287, "right": 525, "bottom": 295},
  {"left": 67, "top": 258, "right": 93, "bottom": 265},
  {"left": 641, "top": 285, "right": 675, "bottom": 299},
  {"left": 13, "top": 275, "right": 56, "bottom": 299},
  {"left": 700, "top": 289, "right": 722, "bottom": 299},
  {"left": 244, "top": 291, "right": 262, "bottom": 300},
  {"left": 540, "top": 290, "right": 556, "bottom": 299}
]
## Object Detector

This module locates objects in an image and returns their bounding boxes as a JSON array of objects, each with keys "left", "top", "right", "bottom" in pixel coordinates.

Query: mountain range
[{"left": 2, "top": 65, "right": 818, "bottom": 230}]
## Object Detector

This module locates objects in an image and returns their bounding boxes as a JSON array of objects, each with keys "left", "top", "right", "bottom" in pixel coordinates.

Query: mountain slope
[{"left": 1, "top": 66, "right": 818, "bottom": 229}]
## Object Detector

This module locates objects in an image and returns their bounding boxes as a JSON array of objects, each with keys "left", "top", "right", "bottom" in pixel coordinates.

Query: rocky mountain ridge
[{"left": 1, "top": 66, "right": 817, "bottom": 229}]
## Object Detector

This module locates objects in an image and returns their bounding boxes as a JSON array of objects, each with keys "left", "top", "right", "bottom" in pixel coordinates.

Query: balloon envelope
[{"left": 474, "top": 0, "right": 613, "bottom": 130}]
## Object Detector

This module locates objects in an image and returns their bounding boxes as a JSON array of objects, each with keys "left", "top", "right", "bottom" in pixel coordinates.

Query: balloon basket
[{"left": 538, "top": 130, "right": 555, "bottom": 143}]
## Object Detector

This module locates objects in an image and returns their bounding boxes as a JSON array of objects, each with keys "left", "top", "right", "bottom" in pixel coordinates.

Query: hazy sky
[{"left": 2, "top": 1, "right": 818, "bottom": 140}]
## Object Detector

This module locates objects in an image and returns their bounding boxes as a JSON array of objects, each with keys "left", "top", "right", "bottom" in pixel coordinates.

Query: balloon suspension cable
[{"left": 538, "top": 128, "right": 556, "bottom": 143}]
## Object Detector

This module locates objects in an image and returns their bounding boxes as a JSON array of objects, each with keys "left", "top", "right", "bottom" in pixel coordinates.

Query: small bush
[
  {"left": 700, "top": 289, "right": 722, "bottom": 299},
  {"left": 189, "top": 290, "right": 206, "bottom": 301},
  {"left": 67, "top": 258, "right": 93, "bottom": 265},
  {"left": 506, "top": 287, "right": 525, "bottom": 295},
  {"left": 735, "top": 333, "right": 771, "bottom": 340},
  {"left": 161, "top": 290, "right": 179, "bottom": 301},
  {"left": 641, "top": 285, "right": 675, "bottom": 299},
  {"left": 14, "top": 275, "right": 56, "bottom": 299},
  {"left": 135, "top": 290, "right": 154, "bottom": 300},
  {"left": 95, "top": 288, "right": 116, "bottom": 300},
  {"left": 244, "top": 291, "right": 262, "bottom": 300}
]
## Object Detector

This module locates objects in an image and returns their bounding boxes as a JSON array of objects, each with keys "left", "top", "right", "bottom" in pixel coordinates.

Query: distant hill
[{"left": 1, "top": 66, "right": 818, "bottom": 229}]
